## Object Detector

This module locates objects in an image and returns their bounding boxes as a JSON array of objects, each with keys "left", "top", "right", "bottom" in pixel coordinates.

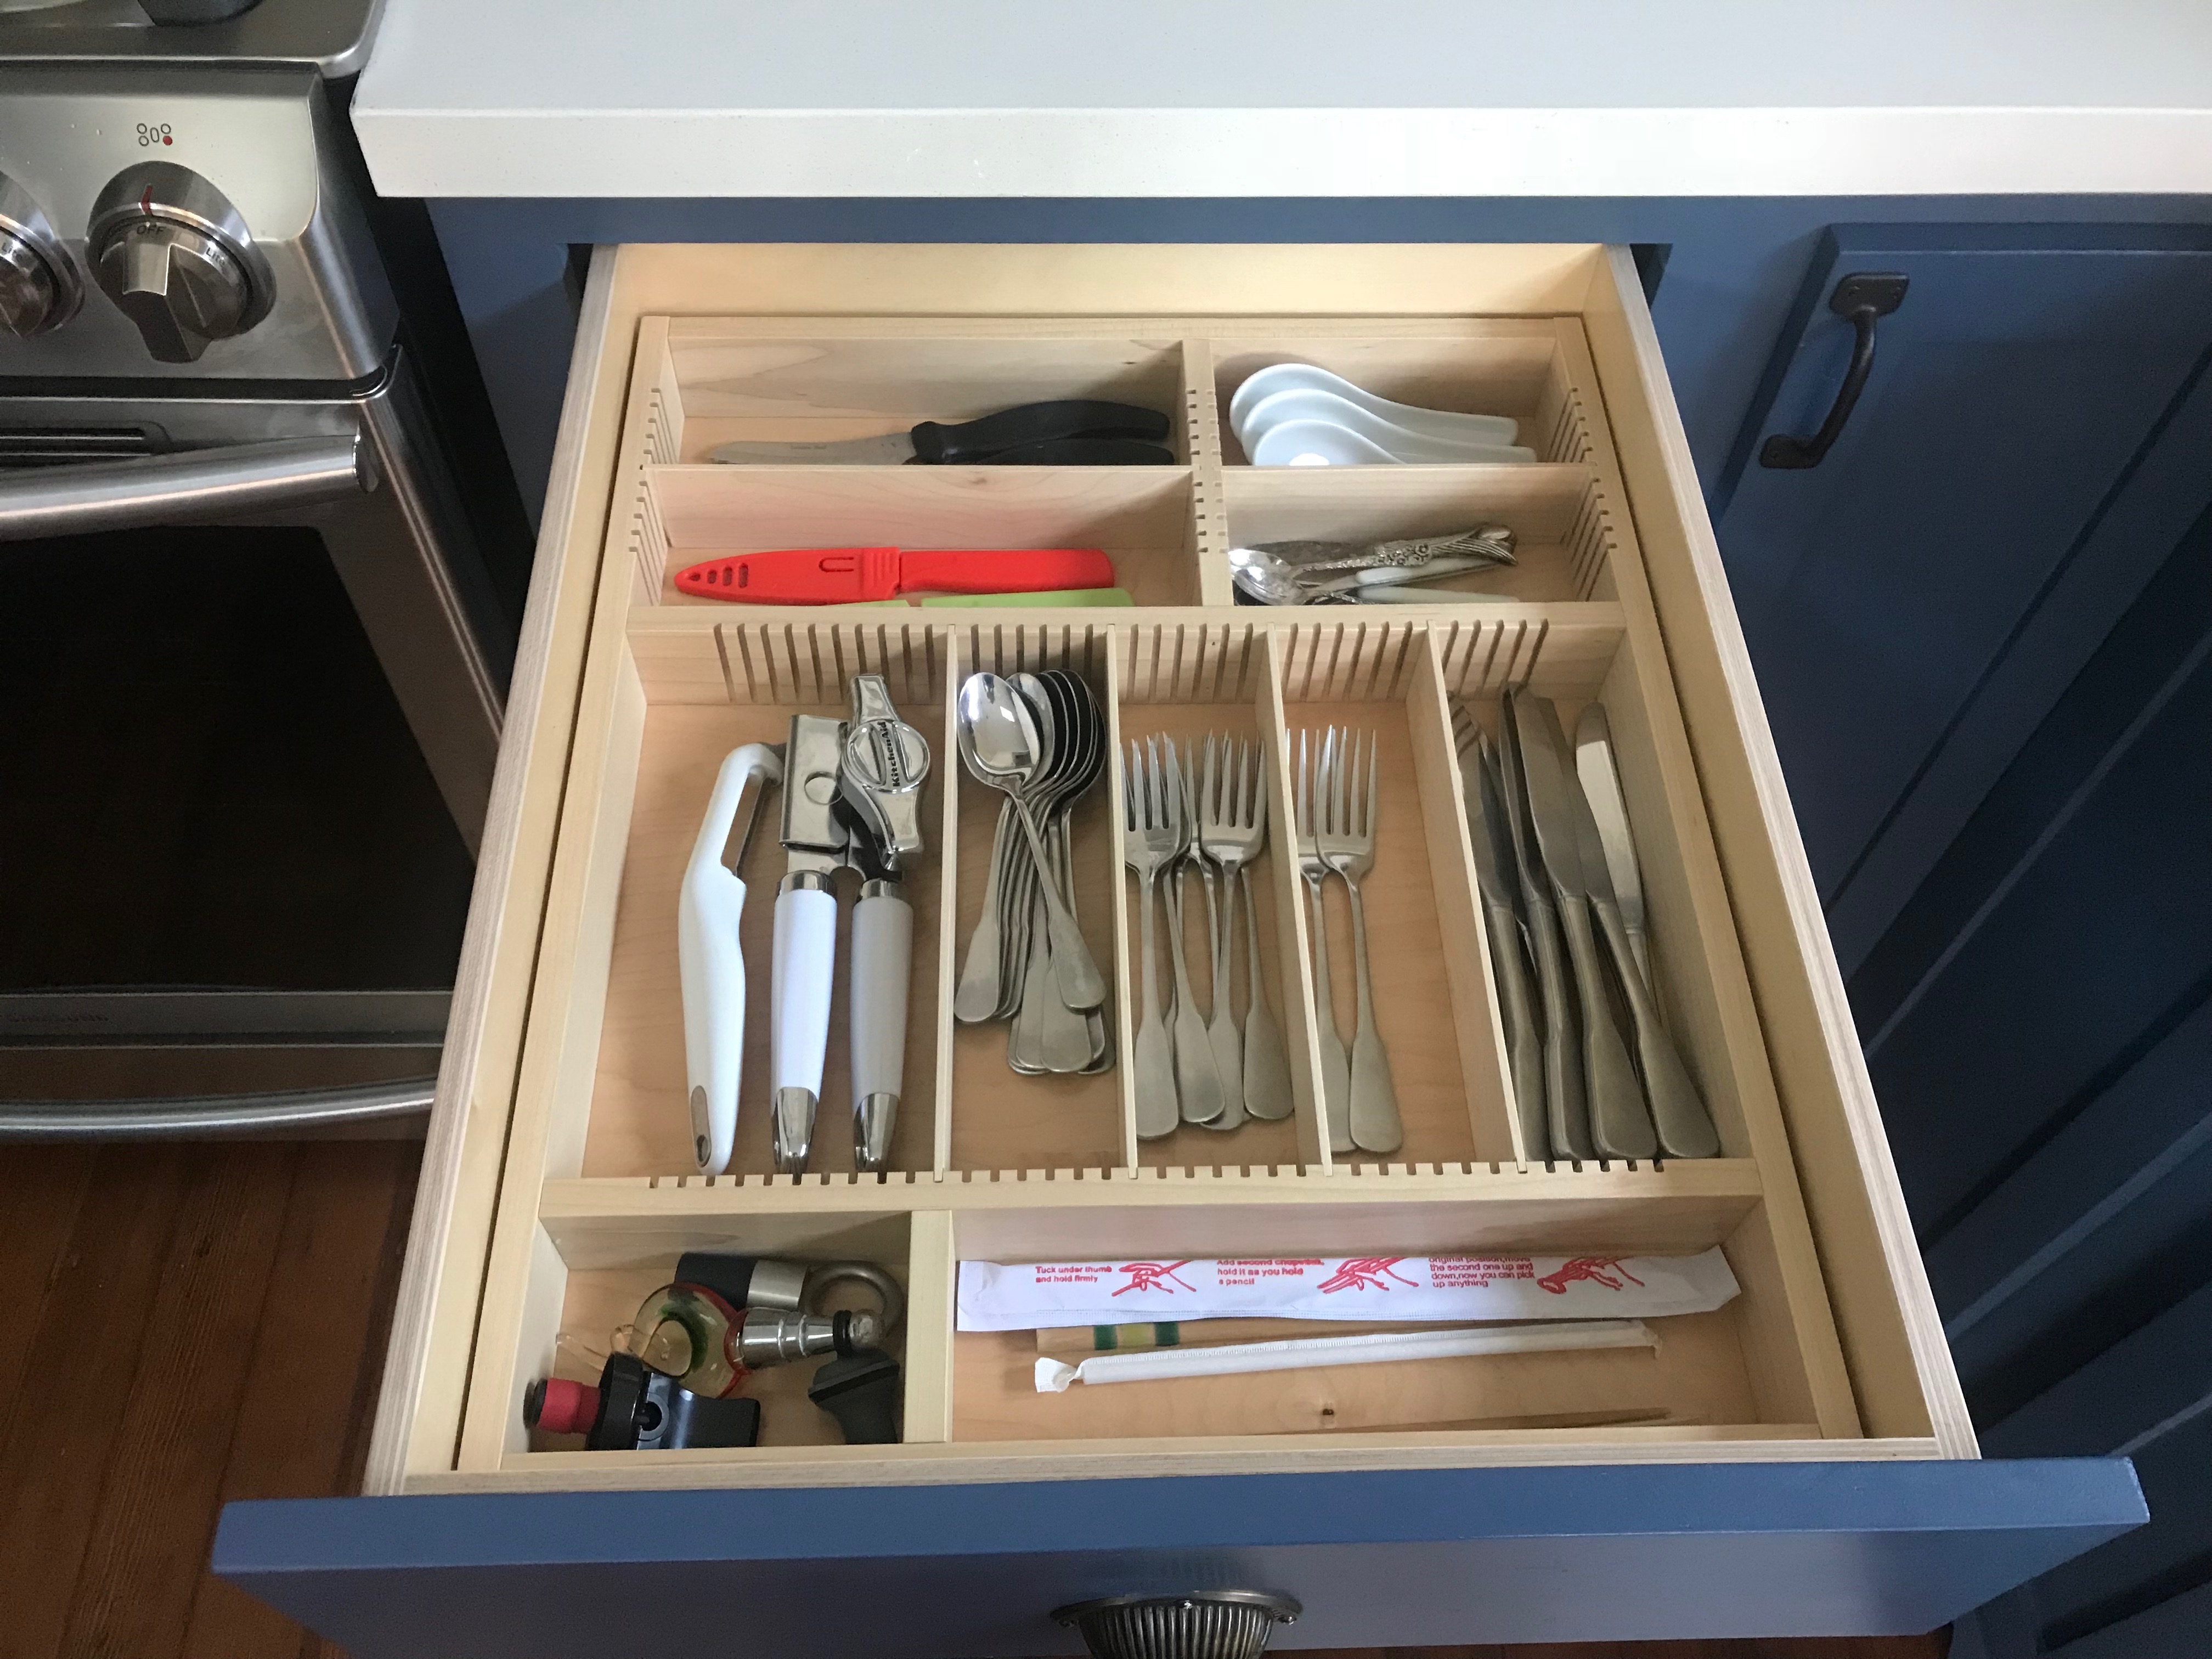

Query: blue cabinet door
[
  {"left": 213, "top": 1460, "right": 2143, "bottom": 1655},
  {"left": 1713, "top": 227, "right": 2212, "bottom": 970}
]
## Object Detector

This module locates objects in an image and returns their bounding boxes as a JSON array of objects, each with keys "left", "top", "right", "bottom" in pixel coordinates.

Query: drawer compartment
[{"left": 460, "top": 590, "right": 1865, "bottom": 1473}]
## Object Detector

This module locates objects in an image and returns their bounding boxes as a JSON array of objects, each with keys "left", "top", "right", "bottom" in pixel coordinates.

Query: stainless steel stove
[{"left": 0, "top": 0, "right": 523, "bottom": 1135}]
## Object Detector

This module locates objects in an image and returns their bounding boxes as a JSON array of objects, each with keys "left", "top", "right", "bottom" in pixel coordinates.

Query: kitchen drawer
[{"left": 215, "top": 245, "right": 2142, "bottom": 1653}]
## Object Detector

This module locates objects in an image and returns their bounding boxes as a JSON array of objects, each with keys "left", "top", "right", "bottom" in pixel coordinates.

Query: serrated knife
[{"left": 1507, "top": 689, "right": 1657, "bottom": 1161}]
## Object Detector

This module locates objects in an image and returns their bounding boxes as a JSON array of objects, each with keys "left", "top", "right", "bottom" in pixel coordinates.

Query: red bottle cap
[{"left": 526, "top": 1376, "right": 600, "bottom": 1436}]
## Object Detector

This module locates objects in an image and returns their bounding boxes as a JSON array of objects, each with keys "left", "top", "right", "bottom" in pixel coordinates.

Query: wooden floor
[
  {"left": 0, "top": 1138, "right": 419, "bottom": 1659},
  {"left": 0, "top": 1137, "right": 1948, "bottom": 1659}
]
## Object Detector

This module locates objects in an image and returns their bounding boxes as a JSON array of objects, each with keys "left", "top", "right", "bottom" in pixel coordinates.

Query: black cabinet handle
[{"left": 1759, "top": 272, "right": 1909, "bottom": 469}]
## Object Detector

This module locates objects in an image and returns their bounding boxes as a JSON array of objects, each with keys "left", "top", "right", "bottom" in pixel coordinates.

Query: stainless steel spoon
[{"left": 957, "top": 674, "right": 1107, "bottom": 1011}]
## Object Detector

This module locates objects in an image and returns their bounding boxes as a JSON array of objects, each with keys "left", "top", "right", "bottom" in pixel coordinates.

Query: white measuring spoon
[
  {"left": 1238, "top": 387, "right": 1536, "bottom": 465},
  {"left": 1230, "top": 363, "right": 1520, "bottom": 447},
  {"left": 1249, "top": 418, "right": 1534, "bottom": 468}
]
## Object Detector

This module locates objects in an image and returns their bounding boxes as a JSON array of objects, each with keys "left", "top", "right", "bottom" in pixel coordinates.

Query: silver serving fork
[
  {"left": 1317, "top": 728, "right": 1402, "bottom": 1154},
  {"left": 1122, "top": 737, "right": 1182, "bottom": 1138},
  {"left": 1296, "top": 729, "right": 1353, "bottom": 1152},
  {"left": 1163, "top": 740, "right": 1226, "bottom": 1125},
  {"left": 1200, "top": 735, "right": 1293, "bottom": 1123},
  {"left": 1192, "top": 734, "right": 1245, "bottom": 1130}
]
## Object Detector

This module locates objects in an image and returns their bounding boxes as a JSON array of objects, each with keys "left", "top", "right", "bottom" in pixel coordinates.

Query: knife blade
[
  {"left": 1560, "top": 706, "right": 1719, "bottom": 1159},
  {"left": 1508, "top": 690, "right": 1656, "bottom": 1161},
  {"left": 1448, "top": 698, "right": 1548, "bottom": 1163},
  {"left": 1496, "top": 689, "right": 1590, "bottom": 1161},
  {"left": 1574, "top": 704, "right": 1647, "bottom": 984},
  {"left": 709, "top": 400, "right": 1170, "bottom": 465}
]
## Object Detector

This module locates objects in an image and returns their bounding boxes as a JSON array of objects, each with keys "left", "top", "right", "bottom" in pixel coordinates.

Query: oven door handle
[
  {"left": 0, "top": 433, "right": 372, "bottom": 540},
  {"left": 0, "top": 1075, "right": 434, "bottom": 1138}
]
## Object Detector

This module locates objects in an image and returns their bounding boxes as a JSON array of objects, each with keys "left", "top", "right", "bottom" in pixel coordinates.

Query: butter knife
[
  {"left": 1574, "top": 705, "right": 1649, "bottom": 986},
  {"left": 1560, "top": 709, "right": 1719, "bottom": 1159},
  {"left": 1508, "top": 690, "right": 1656, "bottom": 1161}
]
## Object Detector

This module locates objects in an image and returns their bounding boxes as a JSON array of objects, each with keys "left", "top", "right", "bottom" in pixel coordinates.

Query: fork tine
[
  {"left": 1145, "top": 734, "right": 1160, "bottom": 830},
  {"left": 1163, "top": 735, "right": 1181, "bottom": 832},
  {"left": 1296, "top": 729, "right": 1310, "bottom": 836},
  {"left": 1201, "top": 731, "right": 1217, "bottom": 831},
  {"left": 1353, "top": 734, "right": 1371, "bottom": 849},
  {"left": 1324, "top": 726, "right": 1343, "bottom": 837},
  {"left": 1350, "top": 729, "right": 1368, "bottom": 839}
]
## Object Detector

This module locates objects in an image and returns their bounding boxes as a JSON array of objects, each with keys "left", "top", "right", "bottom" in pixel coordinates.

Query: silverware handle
[
  {"left": 1593, "top": 898, "right": 1720, "bottom": 1158},
  {"left": 1198, "top": 861, "right": 1245, "bottom": 1132},
  {"left": 1341, "top": 873, "right": 1402, "bottom": 1155},
  {"left": 1305, "top": 872, "right": 1352, "bottom": 1153},
  {"left": 1558, "top": 894, "right": 1657, "bottom": 1160},
  {"left": 1013, "top": 800, "right": 1104, "bottom": 1011},
  {"left": 0, "top": 434, "right": 369, "bottom": 540},
  {"left": 1522, "top": 891, "right": 1593, "bottom": 1161},
  {"left": 953, "top": 802, "right": 1013, "bottom": 1022},
  {"left": 1484, "top": 895, "right": 1550, "bottom": 1161},
  {"left": 1131, "top": 866, "right": 1178, "bottom": 1136}
]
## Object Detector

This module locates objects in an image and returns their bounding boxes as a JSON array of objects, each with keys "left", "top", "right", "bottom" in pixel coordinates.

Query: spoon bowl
[
  {"left": 1229, "top": 362, "right": 1521, "bottom": 447},
  {"left": 1238, "top": 387, "right": 1535, "bottom": 466}
]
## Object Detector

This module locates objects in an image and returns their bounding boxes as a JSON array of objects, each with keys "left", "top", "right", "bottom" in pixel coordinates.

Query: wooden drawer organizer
[{"left": 379, "top": 246, "right": 1971, "bottom": 1495}]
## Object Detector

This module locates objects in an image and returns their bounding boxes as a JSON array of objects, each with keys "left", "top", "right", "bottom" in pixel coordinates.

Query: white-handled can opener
[
  {"left": 678, "top": 743, "right": 782, "bottom": 1174},
  {"left": 840, "top": 675, "right": 929, "bottom": 1171},
  {"left": 769, "top": 675, "right": 930, "bottom": 1173}
]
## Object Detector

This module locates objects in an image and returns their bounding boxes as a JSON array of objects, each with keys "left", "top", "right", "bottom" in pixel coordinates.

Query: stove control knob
[
  {"left": 88, "top": 162, "right": 272, "bottom": 364},
  {"left": 0, "top": 171, "right": 82, "bottom": 338}
]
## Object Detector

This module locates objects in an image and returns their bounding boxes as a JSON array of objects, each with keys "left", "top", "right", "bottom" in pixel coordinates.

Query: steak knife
[
  {"left": 709, "top": 400, "right": 1171, "bottom": 465},
  {"left": 1561, "top": 710, "right": 1720, "bottom": 1159},
  {"left": 1496, "top": 690, "right": 1592, "bottom": 1161},
  {"left": 1449, "top": 699, "right": 1548, "bottom": 1162},
  {"left": 1508, "top": 690, "right": 1657, "bottom": 1161}
]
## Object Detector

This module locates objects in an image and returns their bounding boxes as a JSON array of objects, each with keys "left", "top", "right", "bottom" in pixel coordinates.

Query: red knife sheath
[{"left": 673, "top": 546, "right": 1114, "bottom": 604}]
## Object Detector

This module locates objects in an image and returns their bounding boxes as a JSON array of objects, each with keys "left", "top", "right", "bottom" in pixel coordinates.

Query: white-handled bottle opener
[{"left": 678, "top": 743, "right": 782, "bottom": 1174}]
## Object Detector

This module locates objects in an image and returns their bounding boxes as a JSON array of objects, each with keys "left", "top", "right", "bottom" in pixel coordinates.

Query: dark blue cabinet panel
[
  {"left": 215, "top": 1462, "right": 2144, "bottom": 1657},
  {"left": 1715, "top": 227, "right": 2212, "bottom": 970},
  {"left": 1843, "top": 507, "right": 2212, "bottom": 1656}
]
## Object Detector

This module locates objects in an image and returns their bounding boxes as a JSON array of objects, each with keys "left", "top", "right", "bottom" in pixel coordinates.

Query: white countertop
[{"left": 352, "top": 1, "right": 2212, "bottom": 198}]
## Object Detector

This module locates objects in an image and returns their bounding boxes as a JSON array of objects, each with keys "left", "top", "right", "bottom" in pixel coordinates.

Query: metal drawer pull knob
[
  {"left": 1053, "top": 1591, "right": 1300, "bottom": 1659},
  {"left": 1758, "top": 271, "right": 1909, "bottom": 470}
]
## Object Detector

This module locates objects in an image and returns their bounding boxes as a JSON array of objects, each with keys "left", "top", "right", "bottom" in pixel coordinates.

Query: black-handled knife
[{"left": 710, "top": 400, "right": 1170, "bottom": 465}]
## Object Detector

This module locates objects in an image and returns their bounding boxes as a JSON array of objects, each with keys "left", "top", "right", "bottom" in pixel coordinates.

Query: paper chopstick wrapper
[
  {"left": 960, "top": 1249, "right": 1738, "bottom": 1332},
  {"left": 1035, "top": 1319, "right": 1656, "bottom": 1392}
]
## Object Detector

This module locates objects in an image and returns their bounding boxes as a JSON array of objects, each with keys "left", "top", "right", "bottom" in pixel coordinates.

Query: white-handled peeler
[{"left": 678, "top": 742, "right": 782, "bottom": 1174}]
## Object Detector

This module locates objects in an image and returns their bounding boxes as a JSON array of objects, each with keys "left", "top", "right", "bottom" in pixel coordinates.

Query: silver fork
[
  {"left": 1122, "top": 737, "right": 1181, "bottom": 1138},
  {"left": 1296, "top": 729, "right": 1353, "bottom": 1152},
  {"left": 1318, "top": 727, "right": 1403, "bottom": 1154},
  {"left": 1192, "top": 733, "right": 1245, "bottom": 1131},
  {"left": 1163, "top": 739, "right": 1226, "bottom": 1126},
  {"left": 1201, "top": 735, "right": 1292, "bottom": 1123}
]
